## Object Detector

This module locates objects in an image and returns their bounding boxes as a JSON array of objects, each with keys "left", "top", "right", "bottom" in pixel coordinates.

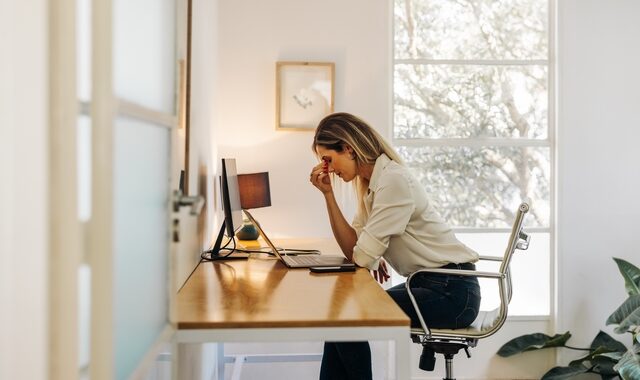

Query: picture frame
[{"left": 276, "top": 61, "right": 335, "bottom": 131}]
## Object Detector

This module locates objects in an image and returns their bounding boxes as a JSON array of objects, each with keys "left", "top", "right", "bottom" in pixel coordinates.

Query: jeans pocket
[{"left": 454, "top": 288, "right": 481, "bottom": 328}]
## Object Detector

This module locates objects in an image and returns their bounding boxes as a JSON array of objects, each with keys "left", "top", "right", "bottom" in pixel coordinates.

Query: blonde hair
[{"left": 312, "top": 112, "right": 403, "bottom": 216}]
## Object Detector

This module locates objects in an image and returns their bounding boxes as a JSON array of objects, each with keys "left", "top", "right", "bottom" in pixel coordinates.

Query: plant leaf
[
  {"left": 592, "top": 354, "right": 621, "bottom": 377},
  {"left": 497, "top": 332, "right": 571, "bottom": 357},
  {"left": 599, "top": 352, "right": 624, "bottom": 361},
  {"left": 541, "top": 365, "right": 589, "bottom": 380},
  {"left": 591, "top": 330, "right": 628, "bottom": 353},
  {"left": 614, "top": 257, "right": 640, "bottom": 296},
  {"left": 613, "top": 346, "right": 640, "bottom": 380},
  {"left": 606, "top": 295, "right": 640, "bottom": 333},
  {"left": 568, "top": 346, "right": 617, "bottom": 368}
]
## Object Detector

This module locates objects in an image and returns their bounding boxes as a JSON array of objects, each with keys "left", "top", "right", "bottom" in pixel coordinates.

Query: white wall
[
  {"left": 557, "top": 0, "right": 640, "bottom": 362},
  {"left": 215, "top": 0, "right": 391, "bottom": 238},
  {"left": 173, "top": 0, "right": 221, "bottom": 288},
  {"left": 173, "top": 0, "right": 220, "bottom": 378},
  {"left": 170, "top": 0, "right": 223, "bottom": 300},
  {"left": 190, "top": 0, "right": 220, "bottom": 248},
  {"left": 0, "top": 1, "right": 49, "bottom": 379}
]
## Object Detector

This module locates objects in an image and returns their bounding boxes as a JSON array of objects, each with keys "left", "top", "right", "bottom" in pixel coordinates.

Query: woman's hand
[
  {"left": 309, "top": 161, "right": 333, "bottom": 194},
  {"left": 371, "top": 259, "right": 390, "bottom": 284}
]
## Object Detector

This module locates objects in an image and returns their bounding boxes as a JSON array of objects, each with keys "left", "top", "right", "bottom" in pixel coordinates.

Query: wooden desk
[{"left": 174, "top": 239, "right": 410, "bottom": 379}]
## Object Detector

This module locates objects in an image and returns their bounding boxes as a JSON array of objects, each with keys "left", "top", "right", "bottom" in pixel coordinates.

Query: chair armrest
[
  {"left": 406, "top": 267, "right": 505, "bottom": 337},
  {"left": 478, "top": 255, "right": 503, "bottom": 262},
  {"left": 408, "top": 268, "right": 504, "bottom": 279}
]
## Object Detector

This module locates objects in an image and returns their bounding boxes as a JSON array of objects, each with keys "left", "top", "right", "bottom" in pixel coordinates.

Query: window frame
[{"left": 389, "top": 0, "right": 556, "bottom": 318}]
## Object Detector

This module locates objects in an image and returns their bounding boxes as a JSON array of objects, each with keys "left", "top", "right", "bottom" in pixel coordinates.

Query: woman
[{"left": 309, "top": 113, "right": 481, "bottom": 380}]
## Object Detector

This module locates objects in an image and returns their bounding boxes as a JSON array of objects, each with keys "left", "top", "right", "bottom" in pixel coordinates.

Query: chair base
[
  {"left": 419, "top": 346, "right": 436, "bottom": 371},
  {"left": 416, "top": 338, "right": 475, "bottom": 380}
]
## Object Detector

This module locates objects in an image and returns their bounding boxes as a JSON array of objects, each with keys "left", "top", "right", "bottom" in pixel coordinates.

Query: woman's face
[{"left": 316, "top": 145, "right": 358, "bottom": 182}]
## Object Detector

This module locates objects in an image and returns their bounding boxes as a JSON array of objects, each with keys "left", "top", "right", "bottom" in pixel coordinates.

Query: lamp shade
[{"left": 237, "top": 172, "right": 271, "bottom": 209}]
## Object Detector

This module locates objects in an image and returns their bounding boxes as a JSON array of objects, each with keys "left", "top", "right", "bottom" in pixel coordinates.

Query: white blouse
[{"left": 351, "top": 154, "right": 478, "bottom": 276}]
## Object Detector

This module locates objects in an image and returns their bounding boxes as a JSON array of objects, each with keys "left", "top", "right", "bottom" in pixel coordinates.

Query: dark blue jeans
[{"left": 319, "top": 263, "right": 481, "bottom": 380}]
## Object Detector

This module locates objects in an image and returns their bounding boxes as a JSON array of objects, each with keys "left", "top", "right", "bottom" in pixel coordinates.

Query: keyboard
[
  {"left": 282, "top": 254, "right": 351, "bottom": 267},
  {"left": 284, "top": 255, "right": 326, "bottom": 266}
]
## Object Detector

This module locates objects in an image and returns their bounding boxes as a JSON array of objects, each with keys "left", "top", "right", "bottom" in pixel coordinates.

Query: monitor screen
[{"left": 221, "top": 158, "right": 243, "bottom": 237}]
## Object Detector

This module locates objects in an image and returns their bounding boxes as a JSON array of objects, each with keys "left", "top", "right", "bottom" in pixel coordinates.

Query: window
[{"left": 392, "top": 0, "right": 552, "bottom": 316}]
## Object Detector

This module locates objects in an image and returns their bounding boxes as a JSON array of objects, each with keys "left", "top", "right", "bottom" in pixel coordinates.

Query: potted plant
[{"left": 497, "top": 258, "right": 640, "bottom": 380}]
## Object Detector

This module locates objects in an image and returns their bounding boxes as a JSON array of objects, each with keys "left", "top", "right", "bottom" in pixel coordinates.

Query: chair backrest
[
  {"left": 412, "top": 202, "right": 531, "bottom": 340},
  {"left": 499, "top": 202, "right": 530, "bottom": 304},
  {"left": 477, "top": 202, "right": 530, "bottom": 338},
  {"left": 500, "top": 202, "right": 531, "bottom": 276},
  {"left": 410, "top": 204, "right": 532, "bottom": 379}
]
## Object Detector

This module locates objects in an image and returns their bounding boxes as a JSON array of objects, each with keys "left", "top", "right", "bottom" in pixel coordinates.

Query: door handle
[{"left": 172, "top": 190, "right": 205, "bottom": 215}]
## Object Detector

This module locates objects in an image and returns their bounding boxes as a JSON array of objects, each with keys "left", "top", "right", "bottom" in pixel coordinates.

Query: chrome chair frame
[{"left": 406, "top": 203, "right": 531, "bottom": 380}]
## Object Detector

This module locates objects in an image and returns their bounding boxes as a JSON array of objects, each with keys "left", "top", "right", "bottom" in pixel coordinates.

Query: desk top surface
[{"left": 175, "top": 238, "right": 410, "bottom": 329}]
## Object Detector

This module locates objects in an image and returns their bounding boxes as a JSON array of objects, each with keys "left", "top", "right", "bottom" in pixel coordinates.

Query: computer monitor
[
  {"left": 221, "top": 158, "right": 243, "bottom": 236},
  {"left": 208, "top": 158, "right": 248, "bottom": 259}
]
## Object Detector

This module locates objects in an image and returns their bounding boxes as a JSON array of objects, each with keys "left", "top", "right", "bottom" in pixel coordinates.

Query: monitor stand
[{"left": 207, "top": 222, "right": 249, "bottom": 261}]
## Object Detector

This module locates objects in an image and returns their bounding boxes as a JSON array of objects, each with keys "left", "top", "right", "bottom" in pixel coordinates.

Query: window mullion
[
  {"left": 393, "top": 138, "right": 550, "bottom": 148},
  {"left": 452, "top": 227, "right": 550, "bottom": 234},
  {"left": 394, "top": 59, "right": 549, "bottom": 66}
]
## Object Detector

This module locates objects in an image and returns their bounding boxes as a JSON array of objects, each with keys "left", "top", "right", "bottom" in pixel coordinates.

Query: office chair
[{"left": 406, "top": 202, "right": 530, "bottom": 380}]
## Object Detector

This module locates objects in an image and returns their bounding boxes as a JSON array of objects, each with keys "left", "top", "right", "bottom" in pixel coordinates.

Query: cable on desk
[
  {"left": 201, "top": 240, "right": 322, "bottom": 260},
  {"left": 200, "top": 235, "right": 237, "bottom": 261},
  {"left": 232, "top": 247, "right": 321, "bottom": 256}
]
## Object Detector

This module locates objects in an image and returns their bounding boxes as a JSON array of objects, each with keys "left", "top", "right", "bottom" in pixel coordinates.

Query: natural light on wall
[{"left": 392, "top": 0, "right": 551, "bottom": 316}]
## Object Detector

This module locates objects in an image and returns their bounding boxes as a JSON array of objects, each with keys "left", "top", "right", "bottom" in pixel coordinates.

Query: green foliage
[
  {"left": 497, "top": 257, "right": 640, "bottom": 380},
  {"left": 615, "top": 343, "right": 640, "bottom": 380},
  {"left": 607, "top": 295, "right": 640, "bottom": 334},
  {"left": 497, "top": 332, "right": 571, "bottom": 357},
  {"left": 613, "top": 258, "right": 640, "bottom": 296},
  {"left": 542, "top": 365, "right": 589, "bottom": 380}
]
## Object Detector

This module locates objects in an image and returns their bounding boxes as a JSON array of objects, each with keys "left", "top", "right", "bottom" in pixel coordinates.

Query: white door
[{"left": 84, "top": 0, "right": 186, "bottom": 378}]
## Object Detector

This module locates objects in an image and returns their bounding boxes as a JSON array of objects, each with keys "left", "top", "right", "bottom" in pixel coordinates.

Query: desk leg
[
  {"left": 174, "top": 343, "right": 216, "bottom": 380},
  {"left": 174, "top": 343, "right": 202, "bottom": 380},
  {"left": 394, "top": 334, "right": 410, "bottom": 380},
  {"left": 216, "top": 343, "right": 225, "bottom": 380}
]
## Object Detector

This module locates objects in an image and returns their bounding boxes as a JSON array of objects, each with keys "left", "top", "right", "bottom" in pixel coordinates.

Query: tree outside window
[{"left": 393, "top": 0, "right": 552, "bottom": 315}]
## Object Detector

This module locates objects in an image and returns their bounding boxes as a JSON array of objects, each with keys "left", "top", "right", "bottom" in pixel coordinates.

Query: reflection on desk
[{"left": 212, "top": 258, "right": 286, "bottom": 318}]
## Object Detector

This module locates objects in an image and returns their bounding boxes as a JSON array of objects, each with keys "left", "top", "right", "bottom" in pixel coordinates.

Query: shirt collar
[{"left": 368, "top": 153, "right": 391, "bottom": 192}]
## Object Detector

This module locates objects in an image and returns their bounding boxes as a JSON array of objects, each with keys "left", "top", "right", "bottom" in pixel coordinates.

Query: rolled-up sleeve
[
  {"left": 352, "top": 173, "right": 414, "bottom": 270},
  {"left": 351, "top": 209, "right": 365, "bottom": 237}
]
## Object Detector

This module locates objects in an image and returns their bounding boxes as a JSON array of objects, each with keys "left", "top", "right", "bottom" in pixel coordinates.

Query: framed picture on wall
[{"left": 276, "top": 61, "right": 335, "bottom": 131}]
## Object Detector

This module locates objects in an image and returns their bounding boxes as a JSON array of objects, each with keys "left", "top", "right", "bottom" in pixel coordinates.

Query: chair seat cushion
[{"left": 411, "top": 308, "right": 502, "bottom": 338}]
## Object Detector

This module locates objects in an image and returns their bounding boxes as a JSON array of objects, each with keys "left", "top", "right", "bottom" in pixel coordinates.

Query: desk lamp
[{"left": 237, "top": 172, "right": 271, "bottom": 240}]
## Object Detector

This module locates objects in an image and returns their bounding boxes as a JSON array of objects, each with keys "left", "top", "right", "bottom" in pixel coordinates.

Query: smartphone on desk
[{"left": 309, "top": 264, "right": 356, "bottom": 273}]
